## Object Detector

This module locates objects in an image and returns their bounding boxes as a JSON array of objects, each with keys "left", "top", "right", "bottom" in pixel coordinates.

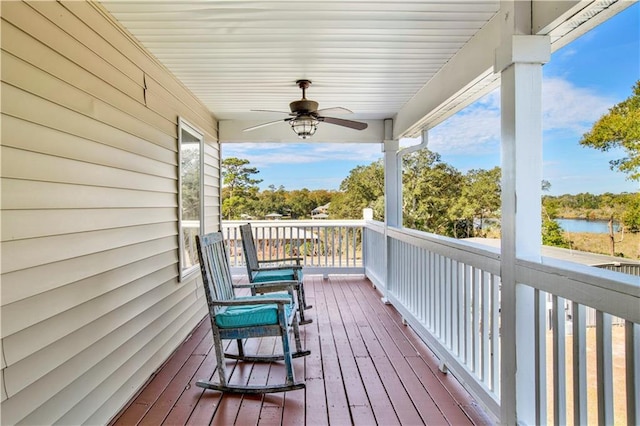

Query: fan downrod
[
  {"left": 296, "top": 80, "right": 312, "bottom": 99},
  {"left": 290, "top": 80, "right": 317, "bottom": 114}
]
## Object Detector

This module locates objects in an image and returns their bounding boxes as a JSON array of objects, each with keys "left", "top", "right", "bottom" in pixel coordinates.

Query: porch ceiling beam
[
  {"left": 219, "top": 119, "right": 386, "bottom": 143},
  {"left": 532, "top": 0, "right": 583, "bottom": 34}
]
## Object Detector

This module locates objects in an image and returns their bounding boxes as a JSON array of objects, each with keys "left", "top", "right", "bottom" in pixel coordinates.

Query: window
[{"left": 179, "top": 119, "right": 204, "bottom": 281}]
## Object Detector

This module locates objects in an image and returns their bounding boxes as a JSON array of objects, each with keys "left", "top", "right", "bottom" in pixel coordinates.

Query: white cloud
[
  {"left": 427, "top": 91, "right": 501, "bottom": 155},
  {"left": 222, "top": 142, "right": 382, "bottom": 166},
  {"left": 542, "top": 77, "right": 613, "bottom": 133},
  {"left": 418, "top": 77, "right": 614, "bottom": 156}
]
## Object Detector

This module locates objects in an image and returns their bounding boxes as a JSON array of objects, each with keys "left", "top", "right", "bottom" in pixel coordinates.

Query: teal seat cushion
[
  {"left": 215, "top": 294, "right": 292, "bottom": 328},
  {"left": 252, "top": 268, "right": 303, "bottom": 283}
]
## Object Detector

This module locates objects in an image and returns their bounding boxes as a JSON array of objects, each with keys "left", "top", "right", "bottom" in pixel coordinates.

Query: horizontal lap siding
[{"left": 0, "top": 1, "right": 219, "bottom": 424}]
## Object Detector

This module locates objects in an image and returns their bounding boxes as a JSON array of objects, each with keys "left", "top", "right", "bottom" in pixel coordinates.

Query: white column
[
  {"left": 496, "top": 34, "right": 550, "bottom": 426},
  {"left": 383, "top": 120, "right": 401, "bottom": 228},
  {"left": 382, "top": 120, "right": 400, "bottom": 303}
]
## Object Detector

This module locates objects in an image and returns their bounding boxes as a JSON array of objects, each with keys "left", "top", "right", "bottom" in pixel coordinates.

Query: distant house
[
  {"left": 265, "top": 212, "right": 282, "bottom": 220},
  {"left": 311, "top": 203, "right": 330, "bottom": 219}
]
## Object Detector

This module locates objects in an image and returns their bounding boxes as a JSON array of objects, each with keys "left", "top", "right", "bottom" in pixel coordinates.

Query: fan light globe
[{"left": 290, "top": 115, "right": 318, "bottom": 139}]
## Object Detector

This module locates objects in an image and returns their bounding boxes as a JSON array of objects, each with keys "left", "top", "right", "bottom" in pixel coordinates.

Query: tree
[
  {"left": 542, "top": 219, "right": 571, "bottom": 248},
  {"left": 286, "top": 189, "right": 334, "bottom": 219},
  {"left": 452, "top": 167, "right": 502, "bottom": 237},
  {"left": 622, "top": 192, "right": 640, "bottom": 233},
  {"left": 329, "top": 160, "right": 384, "bottom": 220},
  {"left": 579, "top": 80, "right": 640, "bottom": 181},
  {"left": 221, "top": 157, "right": 262, "bottom": 219},
  {"left": 541, "top": 180, "right": 571, "bottom": 248},
  {"left": 255, "top": 184, "right": 288, "bottom": 218},
  {"left": 402, "top": 150, "right": 465, "bottom": 235}
]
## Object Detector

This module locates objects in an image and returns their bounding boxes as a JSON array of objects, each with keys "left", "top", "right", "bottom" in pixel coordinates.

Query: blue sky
[{"left": 223, "top": 3, "right": 639, "bottom": 196}]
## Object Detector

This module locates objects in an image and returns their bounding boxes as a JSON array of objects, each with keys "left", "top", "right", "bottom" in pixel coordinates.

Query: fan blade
[
  {"left": 252, "top": 109, "right": 295, "bottom": 115},
  {"left": 243, "top": 118, "right": 291, "bottom": 132},
  {"left": 318, "top": 116, "right": 368, "bottom": 130},
  {"left": 316, "top": 107, "right": 353, "bottom": 115}
]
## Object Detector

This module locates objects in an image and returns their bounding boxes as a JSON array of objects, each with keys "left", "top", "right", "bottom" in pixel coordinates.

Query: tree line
[
  {"left": 222, "top": 157, "right": 334, "bottom": 220},
  {"left": 222, "top": 151, "right": 502, "bottom": 239}
]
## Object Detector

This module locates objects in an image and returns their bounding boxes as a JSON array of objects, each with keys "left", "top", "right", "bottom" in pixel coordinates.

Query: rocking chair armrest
[
  {"left": 251, "top": 265, "right": 302, "bottom": 272},
  {"left": 235, "top": 280, "right": 299, "bottom": 291},
  {"left": 212, "top": 298, "right": 290, "bottom": 307},
  {"left": 257, "top": 257, "right": 302, "bottom": 265}
]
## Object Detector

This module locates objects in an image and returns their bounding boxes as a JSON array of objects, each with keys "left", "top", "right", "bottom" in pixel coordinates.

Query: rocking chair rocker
[
  {"left": 195, "top": 232, "right": 310, "bottom": 394},
  {"left": 239, "top": 223, "right": 312, "bottom": 324}
]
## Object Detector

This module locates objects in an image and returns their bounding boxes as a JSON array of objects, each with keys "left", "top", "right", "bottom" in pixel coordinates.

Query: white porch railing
[
  {"left": 221, "top": 220, "right": 365, "bottom": 275},
  {"left": 364, "top": 221, "right": 640, "bottom": 425},
  {"left": 364, "top": 223, "right": 502, "bottom": 418},
  {"left": 220, "top": 219, "right": 639, "bottom": 424}
]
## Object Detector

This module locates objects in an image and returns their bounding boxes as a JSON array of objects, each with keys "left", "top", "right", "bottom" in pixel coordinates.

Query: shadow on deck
[{"left": 110, "top": 275, "right": 493, "bottom": 425}]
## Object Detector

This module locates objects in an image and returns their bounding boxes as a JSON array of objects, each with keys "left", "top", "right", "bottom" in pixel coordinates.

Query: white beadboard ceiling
[
  {"left": 100, "top": 1, "right": 500, "bottom": 122},
  {"left": 99, "top": 0, "right": 627, "bottom": 140}
]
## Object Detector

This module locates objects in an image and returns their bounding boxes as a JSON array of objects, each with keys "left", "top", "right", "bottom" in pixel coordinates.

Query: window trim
[{"left": 178, "top": 118, "right": 205, "bottom": 282}]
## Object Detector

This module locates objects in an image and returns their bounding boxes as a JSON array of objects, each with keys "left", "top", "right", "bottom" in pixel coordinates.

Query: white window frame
[{"left": 178, "top": 118, "right": 205, "bottom": 282}]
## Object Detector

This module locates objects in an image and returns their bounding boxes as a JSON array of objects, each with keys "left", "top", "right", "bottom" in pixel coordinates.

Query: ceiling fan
[{"left": 243, "top": 80, "right": 368, "bottom": 139}]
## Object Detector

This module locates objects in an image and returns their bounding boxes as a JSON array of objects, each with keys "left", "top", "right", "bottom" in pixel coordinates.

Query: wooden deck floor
[{"left": 109, "top": 275, "right": 493, "bottom": 425}]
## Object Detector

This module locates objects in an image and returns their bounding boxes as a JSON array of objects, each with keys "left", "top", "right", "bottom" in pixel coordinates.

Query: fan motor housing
[{"left": 290, "top": 99, "right": 318, "bottom": 114}]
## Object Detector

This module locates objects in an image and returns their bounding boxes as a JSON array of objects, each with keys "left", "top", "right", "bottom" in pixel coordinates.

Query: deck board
[{"left": 110, "top": 275, "right": 493, "bottom": 426}]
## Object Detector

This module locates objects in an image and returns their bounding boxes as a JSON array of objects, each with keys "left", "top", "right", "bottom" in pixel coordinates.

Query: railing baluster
[
  {"left": 458, "top": 262, "right": 465, "bottom": 361},
  {"left": 596, "top": 311, "right": 614, "bottom": 426},
  {"left": 534, "top": 289, "right": 547, "bottom": 425},
  {"left": 572, "top": 302, "right": 587, "bottom": 426},
  {"left": 472, "top": 267, "right": 480, "bottom": 374},
  {"left": 481, "top": 271, "right": 490, "bottom": 383},
  {"left": 626, "top": 321, "right": 640, "bottom": 426},
  {"left": 444, "top": 257, "right": 451, "bottom": 348},
  {"left": 491, "top": 274, "right": 500, "bottom": 394},
  {"left": 420, "top": 247, "right": 426, "bottom": 323},
  {"left": 429, "top": 251, "right": 435, "bottom": 331},
  {"left": 465, "top": 264, "right": 472, "bottom": 366},
  {"left": 553, "top": 295, "right": 567, "bottom": 425},
  {"left": 452, "top": 260, "right": 459, "bottom": 355},
  {"left": 438, "top": 254, "right": 445, "bottom": 339}
]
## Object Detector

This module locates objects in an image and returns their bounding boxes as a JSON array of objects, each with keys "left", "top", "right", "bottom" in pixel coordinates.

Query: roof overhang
[{"left": 99, "top": 0, "right": 632, "bottom": 143}]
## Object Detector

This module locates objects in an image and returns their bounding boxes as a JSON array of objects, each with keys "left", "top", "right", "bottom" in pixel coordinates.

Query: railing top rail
[
  {"left": 592, "top": 261, "right": 640, "bottom": 267},
  {"left": 222, "top": 219, "right": 365, "bottom": 227},
  {"left": 386, "top": 226, "right": 501, "bottom": 274},
  {"left": 364, "top": 220, "right": 385, "bottom": 232},
  {"left": 517, "top": 256, "right": 640, "bottom": 322}
]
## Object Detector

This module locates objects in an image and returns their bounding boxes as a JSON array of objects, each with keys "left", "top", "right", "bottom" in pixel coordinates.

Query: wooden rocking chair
[
  {"left": 239, "top": 223, "right": 312, "bottom": 324},
  {"left": 195, "top": 232, "right": 309, "bottom": 394}
]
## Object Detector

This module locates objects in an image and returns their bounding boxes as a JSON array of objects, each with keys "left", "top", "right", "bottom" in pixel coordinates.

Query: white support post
[
  {"left": 382, "top": 119, "right": 399, "bottom": 304},
  {"left": 383, "top": 124, "right": 401, "bottom": 228},
  {"left": 496, "top": 29, "right": 550, "bottom": 425}
]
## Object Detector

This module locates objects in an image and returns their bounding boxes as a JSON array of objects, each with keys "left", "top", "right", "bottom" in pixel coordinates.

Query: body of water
[{"left": 556, "top": 218, "right": 621, "bottom": 234}]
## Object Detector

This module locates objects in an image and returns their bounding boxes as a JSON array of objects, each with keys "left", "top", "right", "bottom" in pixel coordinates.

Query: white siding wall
[{"left": 0, "top": 1, "right": 220, "bottom": 424}]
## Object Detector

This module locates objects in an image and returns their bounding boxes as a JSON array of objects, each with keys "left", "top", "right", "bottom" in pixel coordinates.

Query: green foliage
[
  {"left": 542, "top": 219, "right": 571, "bottom": 248},
  {"left": 222, "top": 157, "right": 262, "bottom": 194},
  {"left": 221, "top": 157, "right": 262, "bottom": 219},
  {"left": 329, "top": 160, "right": 385, "bottom": 220},
  {"left": 451, "top": 167, "right": 502, "bottom": 237},
  {"left": 402, "top": 150, "right": 464, "bottom": 234},
  {"left": 622, "top": 193, "right": 640, "bottom": 232},
  {"left": 579, "top": 80, "right": 640, "bottom": 181}
]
